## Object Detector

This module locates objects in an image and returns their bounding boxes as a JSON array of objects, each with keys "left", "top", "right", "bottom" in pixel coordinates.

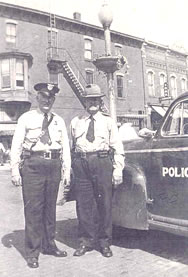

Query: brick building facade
[{"left": 0, "top": 2, "right": 187, "bottom": 150}]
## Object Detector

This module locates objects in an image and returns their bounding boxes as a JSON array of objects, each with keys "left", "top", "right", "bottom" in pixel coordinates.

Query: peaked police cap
[
  {"left": 82, "top": 84, "right": 105, "bottom": 98},
  {"left": 34, "top": 82, "right": 59, "bottom": 97}
]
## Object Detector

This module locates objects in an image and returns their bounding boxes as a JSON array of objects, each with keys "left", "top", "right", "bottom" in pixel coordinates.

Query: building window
[
  {"left": 48, "top": 29, "right": 58, "bottom": 56},
  {"left": 1, "top": 59, "right": 11, "bottom": 89},
  {"left": 86, "top": 70, "right": 94, "bottom": 84},
  {"left": 16, "top": 59, "right": 24, "bottom": 88},
  {"left": 84, "top": 39, "right": 92, "bottom": 60},
  {"left": 181, "top": 78, "right": 187, "bottom": 92},
  {"left": 117, "top": 75, "right": 124, "bottom": 97},
  {"left": 6, "top": 22, "right": 16, "bottom": 44},
  {"left": 0, "top": 57, "right": 29, "bottom": 91},
  {"left": 115, "top": 44, "right": 122, "bottom": 56},
  {"left": 49, "top": 72, "right": 58, "bottom": 85},
  {"left": 159, "top": 73, "right": 166, "bottom": 96},
  {"left": 147, "top": 71, "right": 155, "bottom": 96},
  {"left": 170, "top": 75, "right": 177, "bottom": 98}
]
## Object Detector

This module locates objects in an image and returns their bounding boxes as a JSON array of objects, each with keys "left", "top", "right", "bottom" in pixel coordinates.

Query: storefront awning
[
  {"left": 0, "top": 123, "right": 16, "bottom": 136},
  {"left": 151, "top": 105, "right": 168, "bottom": 117}
]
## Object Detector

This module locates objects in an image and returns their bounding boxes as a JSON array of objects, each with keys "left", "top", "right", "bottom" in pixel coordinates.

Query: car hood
[{"left": 123, "top": 137, "right": 151, "bottom": 151}]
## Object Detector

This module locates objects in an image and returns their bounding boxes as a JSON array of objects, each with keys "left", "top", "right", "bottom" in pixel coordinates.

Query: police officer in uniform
[
  {"left": 71, "top": 84, "right": 124, "bottom": 258},
  {"left": 11, "top": 83, "right": 71, "bottom": 268}
]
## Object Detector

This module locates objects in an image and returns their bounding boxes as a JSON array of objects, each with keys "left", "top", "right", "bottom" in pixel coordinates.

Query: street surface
[{"left": 1, "top": 165, "right": 188, "bottom": 277}]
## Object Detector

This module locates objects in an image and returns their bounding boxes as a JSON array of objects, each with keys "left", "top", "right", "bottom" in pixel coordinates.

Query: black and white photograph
[{"left": 1, "top": 0, "right": 188, "bottom": 276}]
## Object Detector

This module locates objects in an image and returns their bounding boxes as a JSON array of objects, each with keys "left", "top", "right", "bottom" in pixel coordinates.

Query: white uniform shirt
[
  {"left": 71, "top": 111, "right": 125, "bottom": 176},
  {"left": 11, "top": 109, "right": 71, "bottom": 178},
  {"left": 0, "top": 142, "right": 5, "bottom": 152}
]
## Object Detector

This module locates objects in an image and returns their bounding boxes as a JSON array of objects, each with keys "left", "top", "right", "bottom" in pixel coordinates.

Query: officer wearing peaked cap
[
  {"left": 34, "top": 82, "right": 60, "bottom": 96},
  {"left": 70, "top": 84, "right": 124, "bottom": 258},
  {"left": 11, "top": 82, "right": 71, "bottom": 268}
]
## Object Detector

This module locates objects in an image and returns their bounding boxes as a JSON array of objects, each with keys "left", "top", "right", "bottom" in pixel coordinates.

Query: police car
[{"left": 112, "top": 91, "right": 188, "bottom": 237}]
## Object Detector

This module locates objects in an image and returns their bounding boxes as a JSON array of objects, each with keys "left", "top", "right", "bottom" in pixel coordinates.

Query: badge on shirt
[{"left": 47, "top": 84, "right": 54, "bottom": 91}]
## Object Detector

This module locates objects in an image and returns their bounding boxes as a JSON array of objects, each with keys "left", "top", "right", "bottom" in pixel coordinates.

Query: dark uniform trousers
[
  {"left": 21, "top": 156, "right": 61, "bottom": 258},
  {"left": 72, "top": 153, "right": 113, "bottom": 248},
  {"left": 0, "top": 149, "right": 4, "bottom": 165}
]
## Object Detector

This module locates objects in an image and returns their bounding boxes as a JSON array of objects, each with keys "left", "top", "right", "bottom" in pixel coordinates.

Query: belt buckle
[
  {"left": 44, "top": 150, "right": 51, "bottom": 159},
  {"left": 98, "top": 150, "right": 108, "bottom": 158}
]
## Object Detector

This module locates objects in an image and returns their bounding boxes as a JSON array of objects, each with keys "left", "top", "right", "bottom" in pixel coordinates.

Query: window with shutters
[
  {"left": 159, "top": 73, "right": 166, "bottom": 96},
  {"left": 147, "top": 70, "right": 155, "bottom": 96},
  {"left": 49, "top": 72, "right": 58, "bottom": 85},
  {"left": 170, "top": 75, "right": 177, "bottom": 98},
  {"left": 48, "top": 29, "right": 58, "bottom": 56},
  {"left": 6, "top": 22, "right": 16, "bottom": 44},
  {"left": 16, "top": 59, "right": 24, "bottom": 89},
  {"left": 115, "top": 44, "right": 122, "bottom": 56},
  {"left": 0, "top": 58, "right": 29, "bottom": 91},
  {"left": 84, "top": 38, "right": 92, "bottom": 60},
  {"left": 117, "top": 75, "right": 124, "bottom": 98},
  {"left": 1, "top": 59, "right": 11, "bottom": 89},
  {"left": 86, "top": 70, "right": 94, "bottom": 84},
  {"left": 181, "top": 78, "right": 187, "bottom": 93}
]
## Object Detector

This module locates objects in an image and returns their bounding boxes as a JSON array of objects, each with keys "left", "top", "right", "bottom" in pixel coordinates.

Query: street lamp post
[
  {"left": 98, "top": 2, "right": 113, "bottom": 56},
  {"left": 98, "top": 2, "right": 116, "bottom": 122},
  {"left": 93, "top": 2, "right": 127, "bottom": 123}
]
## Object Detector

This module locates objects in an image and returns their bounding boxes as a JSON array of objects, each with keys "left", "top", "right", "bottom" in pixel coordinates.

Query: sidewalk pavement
[
  {"left": 0, "top": 162, "right": 11, "bottom": 171},
  {"left": 1, "top": 167, "right": 188, "bottom": 277}
]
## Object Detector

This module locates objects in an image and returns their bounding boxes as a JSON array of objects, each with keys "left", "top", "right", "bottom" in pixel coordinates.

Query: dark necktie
[
  {"left": 40, "top": 113, "right": 52, "bottom": 145},
  {"left": 86, "top": 116, "right": 95, "bottom": 142}
]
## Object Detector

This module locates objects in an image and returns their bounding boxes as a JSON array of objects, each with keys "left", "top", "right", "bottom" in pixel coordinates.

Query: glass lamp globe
[{"left": 98, "top": 3, "right": 113, "bottom": 28}]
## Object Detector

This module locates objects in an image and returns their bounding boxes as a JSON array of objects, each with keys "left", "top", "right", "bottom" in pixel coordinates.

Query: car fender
[{"left": 112, "top": 162, "right": 149, "bottom": 230}]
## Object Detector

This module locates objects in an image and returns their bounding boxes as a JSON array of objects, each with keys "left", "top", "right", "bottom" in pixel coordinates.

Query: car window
[
  {"left": 182, "top": 102, "right": 188, "bottom": 135},
  {"left": 162, "top": 100, "right": 188, "bottom": 136}
]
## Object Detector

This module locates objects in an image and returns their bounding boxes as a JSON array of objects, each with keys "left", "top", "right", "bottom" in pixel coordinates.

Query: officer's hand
[
  {"left": 62, "top": 177, "right": 70, "bottom": 187},
  {"left": 112, "top": 174, "right": 123, "bottom": 189},
  {"left": 57, "top": 178, "right": 70, "bottom": 206},
  {"left": 63, "top": 180, "right": 71, "bottom": 200},
  {"left": 57, "top": 197, "right": 67, "bottom": 206},
  {"left": 12, "top": 174, "right": 22, "bottom": 187},
  {"left": 57, "top": 187, "right": 70, "bottom": 206}
]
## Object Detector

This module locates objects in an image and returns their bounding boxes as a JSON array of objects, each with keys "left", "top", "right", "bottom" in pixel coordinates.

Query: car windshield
[{"left": 162, "top": 100, "right": 188, "bottom": 136}]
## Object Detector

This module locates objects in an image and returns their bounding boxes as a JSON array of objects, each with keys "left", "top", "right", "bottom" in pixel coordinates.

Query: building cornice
[
  {"left": 145, "top": 40, "right": 188, "bottom": 57},
  {"left": 0, "top": 2, "right": 144, "bottom": 48}
]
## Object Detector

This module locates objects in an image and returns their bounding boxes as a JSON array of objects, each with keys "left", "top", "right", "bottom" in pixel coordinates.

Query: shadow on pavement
[
  {"left": 1, "top": 219, "right": 79, "bottom": 259},
  {"left": 56, "top": 218, "right": 79, "bottom": 249},
  {"left": 1, "top": 229, "right": 25, "bottom": 259},
  {"left": 112, "top": 226, "right": 188, "bottom": 265},
  {"left": 4, "top": 219, "right": 187, "bottom": 266}
]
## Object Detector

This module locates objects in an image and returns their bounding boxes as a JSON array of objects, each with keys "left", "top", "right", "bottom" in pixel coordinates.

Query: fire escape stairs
[
  {"left": 48, "top": 13, "right": 86, "bottom": 108},
  {"left": 47, "top": 58, "right": 85, "bottom": 107}
]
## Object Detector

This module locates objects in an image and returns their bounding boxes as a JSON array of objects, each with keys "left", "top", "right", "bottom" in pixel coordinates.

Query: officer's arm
[
  {"left": 70, "top": 116, "right": 79, "bottom": 153},
  {"left": 61, "top": 119, "right": 71, "bottom": 186},
  {"left": 11, "top": 116, "right": 26, "bottom": 186},
  {"left": 109, "top": 119, "right": 125, "bottom": 186}
]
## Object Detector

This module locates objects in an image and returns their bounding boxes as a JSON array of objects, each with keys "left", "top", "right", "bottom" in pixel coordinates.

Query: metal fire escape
[{"left": 47, "top": 13, "right": 86, "bottom": 107}]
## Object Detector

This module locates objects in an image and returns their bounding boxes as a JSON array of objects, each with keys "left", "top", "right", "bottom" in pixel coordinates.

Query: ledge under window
[{"left": 0, "top": 52, "right": 33, "bottom": 67}]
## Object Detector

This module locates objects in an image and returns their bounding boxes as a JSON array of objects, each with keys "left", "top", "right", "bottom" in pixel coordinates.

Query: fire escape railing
[{"left": 47, "top": 46, "right": 87, "bottom": 107}]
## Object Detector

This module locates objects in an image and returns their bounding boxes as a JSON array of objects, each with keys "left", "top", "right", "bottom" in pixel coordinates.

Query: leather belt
[
  {"left": 23, "top": 149, "right": 61, "bottom": 160},
  {"left": 74, "top": 150, "right": 109, "bottom": 159}
]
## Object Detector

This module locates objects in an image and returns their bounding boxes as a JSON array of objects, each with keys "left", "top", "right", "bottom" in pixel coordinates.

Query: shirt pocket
[
  {"left": 26, "top": 126, "right": 41, "bottom": 141},
  {"left": 50, "top": 126, "right": 62, "bottom": 142},
  {"left": 95, "top": 125, "right": 108, "bottom": 139}
]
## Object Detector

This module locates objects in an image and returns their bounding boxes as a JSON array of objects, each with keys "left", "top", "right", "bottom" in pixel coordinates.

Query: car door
[{"left": 147, "top": 99, "right": 188, "bottom": 220}]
